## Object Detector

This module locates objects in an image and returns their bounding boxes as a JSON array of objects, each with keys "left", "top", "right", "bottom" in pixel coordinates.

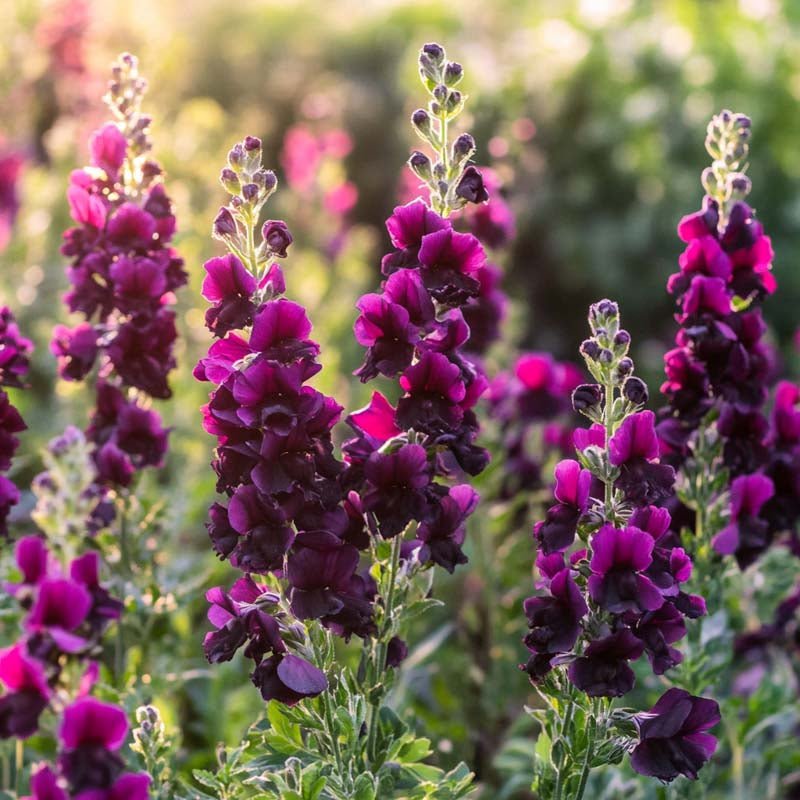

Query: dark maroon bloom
[
  {"left": 523, "top": 568, "right": 588, "bottom": 658},
  {"left": 251, "top": 652, "right": 327, "bottom": 706},
  {"left": 250, "top": 299, "right": 320, "bottom": 363},
  {"left": 417, "top": 226, "right": 484, "bottom": 305},
  {"left": 202, "top": 254, "right": 257, "bottom": 336},
  {"left": 631, "top": 688, "right": 720, "bottom": 782},
  {"left": 261, "top": 220, "right": 293, "bottom": 257},
  {"left": 362, "top": 444, "right": 431, "bottom": 538},
  {"left": 227, "top": 484, "right": 294, "bottom": 572},
  {"left": 568, "top": 629, "right": 645, "bottom": 698},
  {"left": 0, "top": 644, "right": 51, "bottom": 739},
  {"left": 534, "top": 459, "right": 591, "bottom": 554},
  {"left": 354, "top": 294, "right": 420, "bottom": 381},
  {"left": 609, "top": 411, "right": 675, "bottom": 505},
  {"left": 51, "top": 323, "right": 99, "bottom": 382},
  {"left": 712, "top": 473, "right": 774, "bottom": 568},
  {"left": 0, "top": 307, "right": 33, "bottom": 387},
  {"left": 455, "top": 165, "right": 489, "bottom": 204},
  {"left": 462, "top": 263, "right": 507, "bottom": 355},
  {"left": 106, "top": 310, "right": 178, "bottom": 399},
  {"left": 397, "top": 352, "right": 466, "bottom": 434},
  {"left": 588, "top": 524, "right": 664, "bottom": 614},
  {"left": 631, "top": 603, "right": 686, "bottom": 675},
  {"left": 416, "top": 484, "right": 478, "bottom": 572}
]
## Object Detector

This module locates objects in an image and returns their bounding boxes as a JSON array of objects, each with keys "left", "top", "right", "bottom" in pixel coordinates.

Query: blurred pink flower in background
[{"left": 0, "top": 151, "right": 24, "bottom": 252}]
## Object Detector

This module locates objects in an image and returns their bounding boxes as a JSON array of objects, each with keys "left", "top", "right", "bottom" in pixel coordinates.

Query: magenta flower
[
  {"left": 202, "top": 253, "right": 257, "bottom": 336},
  {"left": 417, "top": 226, "right": 484, "bottom": 305},
  {"left": 51, "top": 323, "right": 99, "bottom": 382},
  {"left": 25, "top": 577, "right": 92, "bottom": 654},
  {"left": 23, "top": 766, "right": 68, "bottom": 800},
  {"left": 89, "top": 123, "right": 127, "bottom": 177},
  {"left": 588, "top": 525, "right": 664, "bottom": 615},
  {"left": 631, "top": 688, "right": 720, "bottom": 782},
  {"left": 534, "top": 459, "right": 591, "bottom": 554},
  {"left": 0, "top": 643, "right": 51, "bottom": 739},
  {"left": 381, "top": 200, "right": 449, "bottom": 274},
  {"left": 609, "top": 411, "right": 675, "bottom": 505},
  {"left": 354, "top": 294, "right": 420, "bottom": 380}
]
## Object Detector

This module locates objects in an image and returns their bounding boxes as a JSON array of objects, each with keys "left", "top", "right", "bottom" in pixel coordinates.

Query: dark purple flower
[
  {"left": 262, "top": 220, "right": 293, "bottom": 257},
  {"left": 631, "top": 688, "right": 720, "bottom": 782},
  {"left": 202, "top": 254, "right": 257, "bottom": 336},
  {"left": 227, "top": 484, "right": 294, "bottom": 572},
  {"left": 712, "top": 473, "right": 774, "bottom": 568},
  {"left": 588, "top": 525, "right": 664, "bottom": 614},
  {"left": 523, "top": 568, "right": 588, "bottom": 657},
  {"left": 631, "top": 603, "right": 686, "bottom": 675},
  {"left": 568, "top": 629, "right": 645, "bottom": 697},
  {"left": 534, "top": 459, "right": 591, "bottom": 554},
  {"left": 397, "top": 352, "right": 466, "bottom": 434},
  {"left": 455, "top": 165, "right": 489, "bottom": 204},
  {"left": 416, "top": 484, "right": 478, "bottom": 572},
  {"left": 609, "top": 411, "right": 675, "bottom": 505},
  {"left": 51, "top": 323, "right": 99, "bottom": 382},
  {"left": 251, "top": 653, "right": 327, "bottom": 706},
  {"left": 0, "top": 643, "right": 51, "bottom": 739},
  {"left": 382, "top": 200, "right": 449, "bottom": 274},
  {"left": 354, "top": 294, "right": 419, "bottom": 381},
  {"left": 362, "top": 443, "right": 431, "bottom": 538}
]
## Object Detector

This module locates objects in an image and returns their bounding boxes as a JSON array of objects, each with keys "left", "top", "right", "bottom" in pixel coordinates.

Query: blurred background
[{"left": 2, "top": 0, "right": 800, "bottom": 796}]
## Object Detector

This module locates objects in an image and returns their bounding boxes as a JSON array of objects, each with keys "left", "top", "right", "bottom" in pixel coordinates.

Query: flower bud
[
  {"left": 580, "top": 339, "right": 601, "bottom": 360},
  {"left": 262, "top": 220, "right": 293, "bottom": 258},
  {"left": 445, "top": 89, "right": 463, "bottom": 115},
  {"left": 730, "top": 173, "right": 751, "bottom": 196},
  {"left": 453, "top": 133, "right": 476, "bottom": 162},
  {"left": 408, "top": 151, "right": 432, "bottom": 181},
  {"left": 598, "top": 349, "right": 614, "bottom": 364},
  {"left": 212, "top": 207, "right": 237, "bottom": 239},
  {"left": 444, "top": 61, "right": 463, "bottom": 87},
  {"left": 227, "top": 143, "right": 245, "bottom": 172},
  {"left": 422, "top": 43, "right": 445, "bottom": 65},
  {"left": 411, "top": 109, "right": 433, "bottom": 139},
  {"left": 243, "top": 136, "right": 262, "bottom": 173},
  {"left": 455, "top": 166, "right": 488, "bottom": 204},
  {"left": 242, "top": 183, "right": 259, "bottom": 203},
  {"left": 614, "top": 330, "right": 630, "bottom": 348},
  {"left": 252, "top": 169, "right": 277, "bottom": 194},
  {"left": 572, "top": 383, "right": 603, "bottom": 413},
  {"left": 219, "top": 168, "right": 240, "bottom": 195},
  {"left": 433, "top": 84, "right": 448, "bottom": 104},
  {"left": 616, "top": 356, "right": 633, "bottom": 376},
  {"left": 623, "top": 376, "right": 649, "bottom": 405}
]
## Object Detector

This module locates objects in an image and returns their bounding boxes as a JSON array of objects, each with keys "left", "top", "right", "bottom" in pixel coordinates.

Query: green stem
[
  {"left": 14, "top": 739, "right": 23, "bottom": 794},
  {"left": 366, "top": 533, "right": 404, "bottom": 763},
  {"left": 574, "top": 705, "right": 598, "bottom": 800},
  {"left": 604, "top": 377, "right": 616, "bottom": 515}
]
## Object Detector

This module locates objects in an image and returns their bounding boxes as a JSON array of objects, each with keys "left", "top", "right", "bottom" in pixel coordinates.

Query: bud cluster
[
  {"left": 102, "top": 52, "right": 156, "bottom": 190},
  {"left": 701, "top": 109, "right": 752, "bottom": 224},
  {"left": 574, "top": 300, "right": 648, "bottom": 425},
  {"left": 213, "top": 136, "right": 292, "bottom": 296},
  {"left": 409, "top": 43, "right": 488, "bottom": 216}
]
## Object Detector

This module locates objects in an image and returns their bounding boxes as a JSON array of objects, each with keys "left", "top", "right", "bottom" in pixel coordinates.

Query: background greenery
[{"left": 2, "top": 1, "right": 800, "bottom": 797}]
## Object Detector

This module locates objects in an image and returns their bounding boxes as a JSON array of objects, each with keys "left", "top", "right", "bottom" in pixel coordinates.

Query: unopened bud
[
  {"left": 227, "top": 144, "right": 245, "bottom": 171},
  {"left": 212, "top": 207, "right": 237, "bottom": 239},
  {"left": 572, "top": 383, "right": 603, "bottom": 413},
  {"left": 408, "top": 151, "right": 433, "bottom": 181},
  {"left": 453, "top": 133, "right": 476, "bottom": 161},
  {"left": 219, "top": 168, "right": 240, "bottom": 194},
  {"left": 455, "top": 165, "right": 488, "bottom": 204},
  {"left": 623, "top": 376, "right": 649, "bottom": 405},
  {"left": 444, "top": 61, "right": 463, "bottom": 87},
  {"left": 411, "top": 109, "right": 433, "bottom": 138},
  {"left": 242, "top": 183, "right": 259, "bottom": 203},
  {"left": 422, "top": 43, "right": 445, "bottom": 65}
]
